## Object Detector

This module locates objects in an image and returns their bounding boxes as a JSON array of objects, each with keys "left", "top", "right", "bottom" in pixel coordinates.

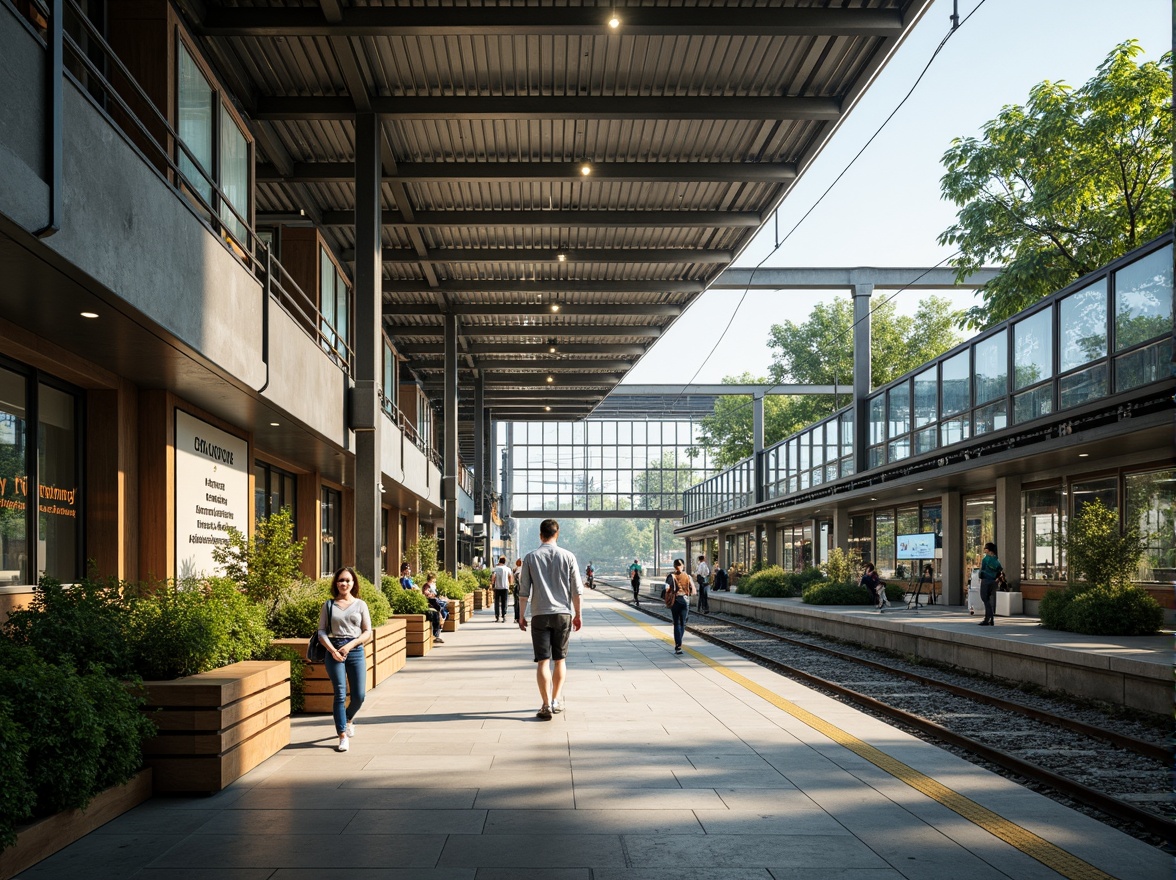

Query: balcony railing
[
  {"left": 683, "top": 234, "right": 1174, "bottom": 526},
  {"left": 33, "top": 0, "right": 353, "bottom": 373},
  {"left": 381, "top": 392, "right": 443, "bottom": 470}
]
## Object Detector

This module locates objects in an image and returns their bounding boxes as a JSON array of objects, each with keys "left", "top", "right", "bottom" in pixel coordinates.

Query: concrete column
[
  {"left": 484, "top": 408, "right": 494, "bottom": 564},
  {"left": 940, "top": 490, "right": 963, "bottom": 604},
  {"left": 766, "top": 522, "right": 779, "bottom": 566},
  {"left": 717, "top": 528, "right": 730, "bottom": 570},
  {"left": 352, "top": 111, "right": 383, "bottom": 583},
  {"left": 832, "top": 507, "right": 850, "bottom": 553},
  {"left": 996, "top": 475, "right": 1022, "bottom": 588},
  {"left": 443, "top": 313, "right": 459, "bottom": 574},
  {"left": 852, "top": 283, "right": 873, "bottom": 475},
  {"left": 754, "top": 522, "right": 765, "bottom": 569},
  {"left": 473, "top": 373, "right": 485, "bottom": 523}
]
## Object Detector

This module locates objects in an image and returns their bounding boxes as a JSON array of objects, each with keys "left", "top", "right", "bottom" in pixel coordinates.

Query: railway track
[{"left": 592, "top": 579, "right": 1174, "bottom": 848}]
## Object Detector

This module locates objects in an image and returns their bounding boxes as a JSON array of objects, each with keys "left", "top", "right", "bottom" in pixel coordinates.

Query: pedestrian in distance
[
  {"left": 314, "top": 566, "right": 372, "bottom": 752},
  {"left": 585, "top": 561, "right": 595, "bottom": 589},
  {"left": 664, "top": 558, "right": 694, "bottom": 654},
  {"left": 518, "top": 519, "right": 584, "bottom": 720},
  {"left": 512, "top": 557, "right": 523, "bottom": 622},
  {"left": 492, "top": 555, "right": 512, "bottom": 622},
  {"left": 628, "top": 557, "right": 643, "bottom": 605},
  {"left": 695, "top": 554, "right": 711, "bottom": 614},
  {"left": 860, "top": 562, "right": 888, "bottom": 613},
  {"left": 978, "top": 542, "right": 1003, "bottom": 626}
]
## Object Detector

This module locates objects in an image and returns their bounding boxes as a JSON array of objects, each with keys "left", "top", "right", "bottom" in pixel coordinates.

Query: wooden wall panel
[
  {"left": 137, "top": 390, "right": 171, "bottom": 582},
  {"left": 296, "top": 471, "right": 320, "bottom": 578}
]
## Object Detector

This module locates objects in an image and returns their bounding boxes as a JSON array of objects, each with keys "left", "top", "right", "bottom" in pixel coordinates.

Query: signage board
[
  {"left": 896, "top": 532, "right": 937, "bottom": 560},
  {"left": 174, "top": 410, "right": 249, "bottom": 579}
]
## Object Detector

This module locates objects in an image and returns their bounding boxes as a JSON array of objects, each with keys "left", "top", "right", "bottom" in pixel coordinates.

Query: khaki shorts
[{"left": 531, "top": 613, "right": 573, "bottom": 662}]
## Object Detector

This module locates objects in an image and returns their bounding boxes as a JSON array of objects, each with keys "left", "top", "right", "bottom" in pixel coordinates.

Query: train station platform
[
  {"left": 702, "top": 592, "right": 1172, "bottom": 716},
  {"left": 16, "top": 591, "right": 1167, "bottom": 880}
]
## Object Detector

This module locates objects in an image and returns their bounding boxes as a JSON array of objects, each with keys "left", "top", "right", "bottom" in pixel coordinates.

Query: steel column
[
  {"left": 753, "top": 391, "right": 765, "bottom": 504},
  {"left": 852, "top": 283, "right": 873, "bottom": 475},
  {"left": 353, "top": 112, "right": 382, "bottom": 581},
  {"left": 443, "top": 313, "right": 459, "bottom": 573}
]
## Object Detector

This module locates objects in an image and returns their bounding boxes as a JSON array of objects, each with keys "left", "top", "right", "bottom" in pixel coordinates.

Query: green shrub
[
  {"left": 456, "top": 569, "right": 479, "bottom": 593},
  {"left": 802, "top": 580, "right": 903, "bottom": 605},
  {"left": 381, "top": 574, "right": 402, "bottom": 596},
  {"left": 269, "top": 580, "right": 332, "bottom": 638},
  {"left": 0, "top": 695, "right": 33, "bottom": 850},
  {"left": 794, "top": 567, "right": 826, "bottom": 589},
  {"left": 3, "top": 574, "right": 134, "bottom": 676},
  {"left": 740, "top": 566, "right": 802, "bottom": 598},
  {"left": 1061, "top": 498, "right": 1147, "bottom": 591},
  {"left": 254, "top": 643, "right": 307, "bottom": 713},
  {"left": 406, "top": 533, "right": 440, "bottom": 575},
  {"left": 390, "top": 589, "right": 429, "bottom": 615},
  {"left": 823, "top": 548, "right": 860, "bottom": 584},
  {"left": 472, "top": 568, "right": 493, "bottom": 589},
  {"left": 128, "top": 579, "right": 272, "bottom": 680},
  {"left": 434, "top": 571, "right": 464, "bottom": 600},
  {"left": 1040, "top": 584, "right": 1163, "bottom": 635},
  {"left": 78, "top": 671, "right": 155, "bottom": 791}
]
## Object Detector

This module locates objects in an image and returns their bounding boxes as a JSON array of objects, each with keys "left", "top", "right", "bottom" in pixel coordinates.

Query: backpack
[{"left": 664, "top": 573, "right": 691, "bottom": 607}]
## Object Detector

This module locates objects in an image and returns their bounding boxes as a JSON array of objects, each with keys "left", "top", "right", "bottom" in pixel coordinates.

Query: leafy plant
[
  {"left": 0, "top": 695, "right": 33, "bottom": 850},
  {"left": 254, "top": 643, "right": 307, "bottom": 713},
  {"left": 434, "top": 570, "right": 464, "bottom": 600},
  {"left": 2, "top": 573, "right": 134, "bottom": 677},
  {"left": 472, "top": 568, "right": 493, "bottom": 589},
  {"left": 823, "top": 548, "right": 860, "bottom": 584},
  {"left": 128, "top": 578, "right": 272, "bottom": 680},
  {"left": 802, "top": 580, "right": 904, "bottom": 605},
  {"left": 390, "top": 589, "right": 429, "bottom": 615},
  {"left": 1061, "top": 498, "right": 1147, "bottom": 591},
  {"left": 269, "top": 580, "right": 333, "bottom": 638},
  {"left": 1040, "top": 583, "right": 1162, "bottom": 635},
  {"left": 212, "top": 506, "right": 307, "bottom": 616},
  {"left": 406, "top": 532, "right": 440, "bottom": 575},
  {"left": 739, "top": 566, "right": 826, "bottom": 598},
  {"left": 456, "top": 569, "right": 479, "bottom": 593}
]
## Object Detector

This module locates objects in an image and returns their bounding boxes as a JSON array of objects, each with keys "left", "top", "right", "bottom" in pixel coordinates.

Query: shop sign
[{"left": 174, "top": 410, "right": 248, "bottom": 578}]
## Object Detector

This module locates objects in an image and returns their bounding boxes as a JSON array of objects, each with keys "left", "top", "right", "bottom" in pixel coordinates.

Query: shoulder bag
[{"left": 306, "top": 600, "right": 333, "bottom": 663}]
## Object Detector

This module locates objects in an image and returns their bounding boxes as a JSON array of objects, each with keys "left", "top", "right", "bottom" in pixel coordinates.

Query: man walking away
[
  {"left": 628, "top": 558, "right": 643, "bottom": 605},
  {"left": 695, "top": 555, "right": 711, "bottom": 614},
  {"left": 519, "top": 519, "right": 583, "bottom": 719},
  {"left": 492, "top": 555, "right": 512, "bottom": 622}
]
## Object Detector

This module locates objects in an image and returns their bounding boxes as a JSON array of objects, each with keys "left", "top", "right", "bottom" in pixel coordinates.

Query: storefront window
[
  {"left": 0, "top": 368, "right": 28, "bottom": 585},
  {"left": 37, "top": 384, "right": 79, "bottom": 582},
  {"left": 1126, "top": 469, "right": 1176, "bottom": 584},
  {"left": 1071, "top": 477, "right": 1117, "bottom": 519},
  {"left": 874, "top": 510, "right": 896, "bottom": 578},
  {"left": 1022, "top": 486, "right": 1064, "bottom": 581},
  {"left": 849, "top": 514, "right": 872, "bottom": 567},
  {"left": 321, "top": 486, "right": 341, "bottom": 577},
  {"left": 255, "top": 461, "right": 297, "bottom": 530},
  {"left": 963, "top": 494, "right": 995, "bottom": 583}
]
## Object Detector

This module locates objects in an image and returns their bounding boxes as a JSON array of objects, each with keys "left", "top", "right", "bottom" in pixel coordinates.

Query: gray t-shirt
[
  {"left": 519, "top": 542, "right": 583, "bottom": 616},
  {"left": 493, "top": 564, "right": 512, "bottom": 590},
  {"left": 317, "top": 598, "right": 372, "bottom": 640}
]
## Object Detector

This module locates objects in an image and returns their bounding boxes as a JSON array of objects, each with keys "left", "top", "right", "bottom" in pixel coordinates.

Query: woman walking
[
  {"left": 663, "top": 559, "right": 694, "bottom": 655},
  {"left": 315, "top": 566, "right": 372, "bottom": 752},
  {"left": 978, "top": 542, "right": 1003, "bottom": 626}
]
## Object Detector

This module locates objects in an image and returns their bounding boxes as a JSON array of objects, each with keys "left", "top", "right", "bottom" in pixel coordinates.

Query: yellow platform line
[{"left": 618, "top": 610, "right": 1116, "bottom": 880}]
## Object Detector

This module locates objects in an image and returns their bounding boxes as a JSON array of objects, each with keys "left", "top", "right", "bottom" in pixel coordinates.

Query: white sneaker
[
  {"left": 337, "top": 734, "right": 350, "bottom": 752},
  {"left": 346, "top": 722, "right": 355, "bottom": 737}
]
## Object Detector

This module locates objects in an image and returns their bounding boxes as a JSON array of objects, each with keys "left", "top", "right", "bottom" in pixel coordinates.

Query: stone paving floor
[{"left": 17, "top": 591, "right": 1169, "bottom": 879}]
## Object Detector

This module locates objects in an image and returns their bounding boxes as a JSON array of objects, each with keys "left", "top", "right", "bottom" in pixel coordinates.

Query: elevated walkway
[
  {"left": 704, "top": 592, "right": 1171, "bottom": 715},
  {"left": 17, "top": 592, "right": 1165, "bottom": 879}
]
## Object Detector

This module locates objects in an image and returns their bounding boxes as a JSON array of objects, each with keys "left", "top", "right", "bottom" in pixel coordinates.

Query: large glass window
[
  {"left": 177, "top": 44, "right": 213, "bottom": 204},
  {"left": 1126, "top": 469, "right": 1176, "bottom": 584},
  {"left": 320, "top": 486, "right": 341, "bottom": 577},
  {"left": 913, "top": 366, "right": 937, "bottom": 428},
  {"left": 38, "top": 384, "right": 79, "bottom": 581},
  {"left": 1114, "top": 243, "right": 1173, "bottom": 351},
  {"left": 1071, "top": 477, "right": 1117, "bottom": 519},
  {"left": 869, "top": 395, "right": 885, "bottom": 444},
  {"left": 974, "top": 330, "right": 1007, "bottom": 405},
  {"left": 1022, "top": 486, "right": 1064, "bottom": 581},
  {"left": 874, "top": 510, "right": 896, "bottom": 578},
  {"left": 887, "top": 382, "right": 910, "bottom": 437},
  {"left": 1013, "top": 308, "right": 1053, "bottom": 390},
  {"left": 1059, "top": 279, "right": 1107, "bottom": 373},
  {"left": 219, "top": 104, "right": 248, "bottom": 242},
  {"left": 0, "top": 368, "right": 29, "bottom": 585},
  {"left": 940, "top": 350, "right": 970, "bottom": 416},
  {"left": 255, "top": 461, "right": 297, "bottom": 531},
  {"left": 849, "top": 513, "right": 872, "bottom": 566},
  {"left": 964, "top": 494, "right": 995, "bottom": 582}
]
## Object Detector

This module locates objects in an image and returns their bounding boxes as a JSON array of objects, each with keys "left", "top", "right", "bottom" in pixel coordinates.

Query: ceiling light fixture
[
  {"left": 579, "top": 163, "right": 592, "bottom": 176},
  {"left": 1078, "top": 453, "right": 1090, "bottom": 458},
  {"left": 608, "top": 11, "right": 620, "bottom": 28},
  {"left": 545, "top": 405, "right": 552, "bottom": 412},
  {"left": 550, "top": 304, "right": 561, "bottom": 312},
  {"left": 270, "top": 422, "right": 280, "bottom": 427},
  {"left": 546, "top": 375, "right": 555, "bottom": 383},
  {"left": 80, "top": 311, "right": 99, "bottom": 319},
  {"left": 557, "top": 253, "right": 567, "bottom": 262}
]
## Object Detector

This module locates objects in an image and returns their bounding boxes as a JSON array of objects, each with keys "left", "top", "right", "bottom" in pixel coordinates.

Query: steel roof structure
[{"left": 184, "top": 0, "right": 937, "bottom": 450}]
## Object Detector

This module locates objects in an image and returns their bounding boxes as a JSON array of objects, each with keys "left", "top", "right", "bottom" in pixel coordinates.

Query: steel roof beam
[
  {"left": 201, "top": 7, "right": 903, "bottom": 38},
  {"left": 254, "top": 96, "right": 841, "bottom": 122},
  {"left": 386, "top": 325, "right": 662, "bottom": 338},
  {"left": 396, "top": 342, "right": 648, "bottom": 356},
  {"left": 412, "top": 359, "right": 634, "bottom": 371},
  {"left": 314, "top": 209, "right": 762, "bottom": 228},
  {"left": 258, "top": 161, "right": 796, "bottom": 184},
  {"left": 384, "top": 280, "right": 705, "bottom": 296},
  {"left": 382, "top": 303, "right": 682, "bottom": 318},
  {"left": 360, "top": 248, "right": 732, "bottom": 265},
  {"left": 424, "top": 374, "right": 624, "bottom": 387}
]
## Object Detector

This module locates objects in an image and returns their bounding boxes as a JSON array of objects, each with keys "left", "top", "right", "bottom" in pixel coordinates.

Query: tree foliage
[
  {"left": 212, "top": 506, "right": 307, "bottom": 616},
  {"left": 691, "top": 297, "right": 961, "bottom": 467},
  {"left": 939, "top": 41, "right": 1173, "bottom": 329},
  {"left": 1061, "top": 498, "right": 1147, "bottom": 590}
]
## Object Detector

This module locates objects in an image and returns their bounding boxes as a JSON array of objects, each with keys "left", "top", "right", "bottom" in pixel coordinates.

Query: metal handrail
[{"left": 47, "top": 0, "right": 353, "bottom": 372}]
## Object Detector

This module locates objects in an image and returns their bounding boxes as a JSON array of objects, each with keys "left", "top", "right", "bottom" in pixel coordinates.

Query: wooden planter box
[
  {"left": 139, "top": 661, "right": 290, "bottom": 793},
  {"left": 442, "top": 603, "right": 461, "bottom": 632},
  {"left": 0, "top": 769, "right": 152, "bottom": 880},
  {"left": 273, "top": 637, "right": 376, "bottom": 715},
  {"left": 371, "top": 619, "right": 407, "bottom": 685},
  {"left": 473, "top": 589, "right": 487, "bottom": 610},
  {"left": 395, "top": 613, "right": 434, "bottom": 656}
]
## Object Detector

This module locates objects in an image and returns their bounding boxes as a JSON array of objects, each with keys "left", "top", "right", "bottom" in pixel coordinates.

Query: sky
[{"left": 621, "top": 0, "right": 1171, "bottom": 386}]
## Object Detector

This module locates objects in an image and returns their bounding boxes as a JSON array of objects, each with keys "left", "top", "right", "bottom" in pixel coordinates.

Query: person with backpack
[
  {"left": 978, "top": 542, "right": 1004, "bottom": 626},
  {"left": 628, "top": 558, "right": 643, "bottom": 605},
  {"left": 663, "top": 559, "right": 695, "bottom": 655}
]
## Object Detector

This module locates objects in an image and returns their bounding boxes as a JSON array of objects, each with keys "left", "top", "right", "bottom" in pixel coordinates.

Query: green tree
[
  {"left": 938, "top": 41, "right": 1173, "bottom": 329},
  {"left": 633, "top": 451, "right": 697, "bottom": 510},
  {"left": 692, "top": 297, "right": 961, "bottom": 467},
  {"left": 1061, "top": 498, "right": 1147, "bottom": 590},
  {"left": 212, "top": 507, "right": 306, "bottom": 616}
]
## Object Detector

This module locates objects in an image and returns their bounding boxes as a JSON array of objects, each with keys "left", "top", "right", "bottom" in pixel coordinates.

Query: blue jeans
[
  {"left": 324, "top": 642, "right": 366, "bottom": 735},
  {"left": 671, "top": 596, "right": 689, "bottom": 648}
]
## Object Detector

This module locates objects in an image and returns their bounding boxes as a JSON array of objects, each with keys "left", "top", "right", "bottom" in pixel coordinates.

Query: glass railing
[
  {"left": 683, "top": 234, "right": 1174, "bottom": 525},
  {"left": 28, "top": 0, "right": 353, "bottom": 373}
]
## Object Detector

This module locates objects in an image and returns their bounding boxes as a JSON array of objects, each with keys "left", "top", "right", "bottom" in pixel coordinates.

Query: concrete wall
[
  {"left": 262, "top": 301, "right": 347, "bottom": 445},
  {"left": 0, "top": 10, "right": 265, "bottom": 389},
  {"left": 380, "top": 411, "right": 442, "bottom": 509}
]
